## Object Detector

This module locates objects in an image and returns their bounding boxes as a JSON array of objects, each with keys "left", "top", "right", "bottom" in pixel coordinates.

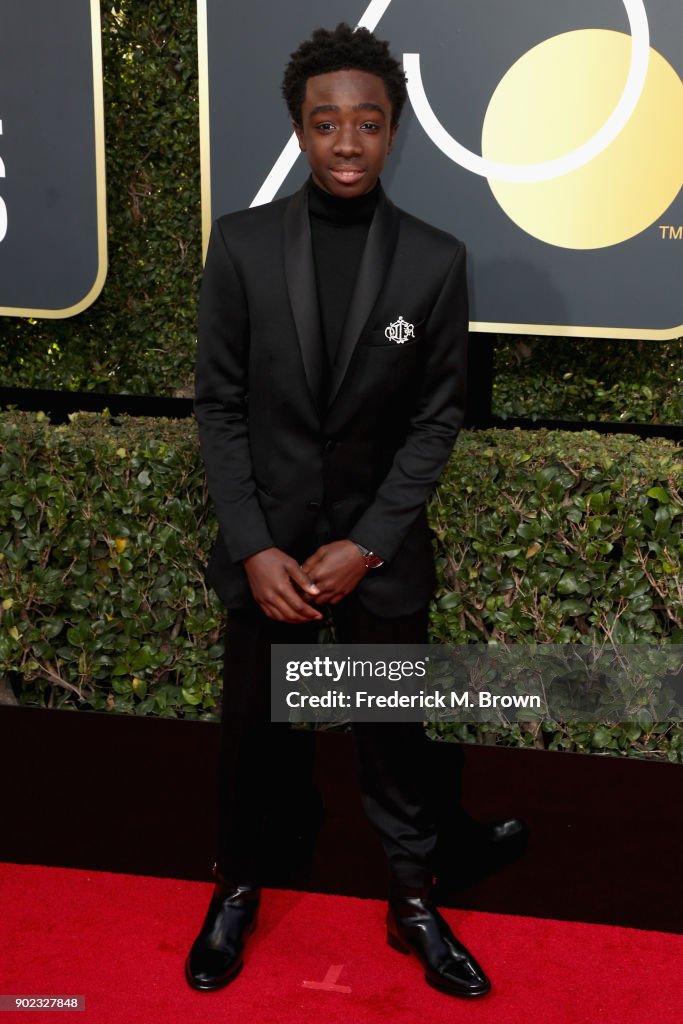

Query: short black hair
[{"left": 282, "top": 23, "right": 407, "bottom": 128}]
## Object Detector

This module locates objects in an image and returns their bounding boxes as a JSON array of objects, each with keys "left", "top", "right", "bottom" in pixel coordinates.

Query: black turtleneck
[{"left": 308, "top": 177, "right": 379, "bottom": 371}]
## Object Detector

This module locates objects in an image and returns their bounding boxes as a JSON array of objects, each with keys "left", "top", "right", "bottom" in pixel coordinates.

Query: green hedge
[
  {"left": 428, "top": 428, "right": 682, "bottom": 760},
  {"left": 0, "top": 0, "right": 679, "bottom": 423},
  {"left": 0, "top": 412, "right": 221, "bottom": 718},
  {"left": 493, "top": 335, "right": 683, "bottom": 425},
  {"left": 431, "top": 429, "right": 682, "bottom": 644},
  {"left": 1, "top": 412, "right": 681, "bottom": 760}
]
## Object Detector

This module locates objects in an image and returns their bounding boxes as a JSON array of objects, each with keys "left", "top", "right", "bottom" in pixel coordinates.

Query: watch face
[{"left": 365, "top": 553, "right": 384, "bottom": 569}]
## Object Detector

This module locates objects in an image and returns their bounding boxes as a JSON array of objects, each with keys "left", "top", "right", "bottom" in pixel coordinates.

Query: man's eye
[
  {"left": 316, "top": 122, "right": 335, "bottom": 132},
  {"left": 361, "top": 122, "right": 380, "bottom": 132}
]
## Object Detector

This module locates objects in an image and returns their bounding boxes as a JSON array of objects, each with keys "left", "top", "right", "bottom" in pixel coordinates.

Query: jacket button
[
  {"left": 323, "top": 439, "right": 338, "bottom": 454},
  {"left": 306, "top": 500, "right": 321, "bottom": 512}
]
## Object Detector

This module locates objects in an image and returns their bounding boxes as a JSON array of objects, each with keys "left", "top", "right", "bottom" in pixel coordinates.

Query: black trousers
[{"left": 216, "top": 593, "right": 439, "bottom": 888}]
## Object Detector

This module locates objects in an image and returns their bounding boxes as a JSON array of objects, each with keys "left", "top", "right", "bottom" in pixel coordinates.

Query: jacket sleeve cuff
[
  {"left": 219, "top": 522, "right": 275, "bottom": 565},
  {"left": 347, "top": 532, "right": 389, "bottom": 564}
]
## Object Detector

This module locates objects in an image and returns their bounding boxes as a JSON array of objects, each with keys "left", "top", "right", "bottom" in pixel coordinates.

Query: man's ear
[
  {"left": 388, "top": 122, "right": 399, "bottom": 153},
  {"left": 293, "top": 122, "right": 305, "bottom": 152}
]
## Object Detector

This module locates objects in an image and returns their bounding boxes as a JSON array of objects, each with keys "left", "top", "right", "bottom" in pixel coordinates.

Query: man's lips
[{"left": 330, "top": 167, "right": 365, "bottom": 184}]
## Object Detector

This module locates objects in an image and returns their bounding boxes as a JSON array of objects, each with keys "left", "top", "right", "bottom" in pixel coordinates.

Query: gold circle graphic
[{"left": 481, "top": 30, "right": 683, "bottom": 249}]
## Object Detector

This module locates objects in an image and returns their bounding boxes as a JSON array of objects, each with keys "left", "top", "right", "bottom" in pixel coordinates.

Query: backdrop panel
[
  {"left": 0, "top": 0, "right": 106, "bottom": 318},
  {"left": 199, "top": 0, "right": 683, "bottom": 339}
]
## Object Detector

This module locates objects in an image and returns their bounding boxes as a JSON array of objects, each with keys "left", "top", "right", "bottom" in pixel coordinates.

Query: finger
[
  {"left": 259, "top": 600, "right": 286, "bottom": 622},
  {"left": 275, "top": 583, "right": 323, "bottom": 620},
  {"left": 302, "top": 547, "right": 326, "bottom": 570},
  {"left": 290, "top": 562, "right": 321, "bottom": 596},
  {"left": 263, "top": 598, "right": 321, "bottom": 623},
  {"left": 261, "top": 592, "right": 302, "bottom": 622}
]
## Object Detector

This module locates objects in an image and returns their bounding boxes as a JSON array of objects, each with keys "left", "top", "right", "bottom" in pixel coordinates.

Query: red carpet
[{"left": 1, "top": 863, "right": 681, "bottom": 1023}]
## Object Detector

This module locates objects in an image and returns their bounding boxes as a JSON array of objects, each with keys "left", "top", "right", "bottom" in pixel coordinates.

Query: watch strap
[{"left": 353, "top": 542, "right": 385, "bottom": 570}]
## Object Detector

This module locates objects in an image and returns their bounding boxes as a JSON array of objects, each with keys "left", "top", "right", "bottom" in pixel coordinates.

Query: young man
[{"left": 189, "top": 23, "right": 491, "bottom": 999}]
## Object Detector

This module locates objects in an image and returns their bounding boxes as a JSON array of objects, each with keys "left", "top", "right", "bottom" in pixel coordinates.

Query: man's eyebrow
[
  {"left": 354, "top": 102, "right": 385, "bottom": 115},
  {"left": 308, "top": 102, "right": 386, "bottom": 117}
]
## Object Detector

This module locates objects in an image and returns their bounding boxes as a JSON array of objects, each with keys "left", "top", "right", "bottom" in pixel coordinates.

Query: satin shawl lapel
[
  {"left": 328, "top": 188, "right": 400, "bottom": 409},
  {"left": 283, "top": 184, "right": 325, "bottom": 413}
]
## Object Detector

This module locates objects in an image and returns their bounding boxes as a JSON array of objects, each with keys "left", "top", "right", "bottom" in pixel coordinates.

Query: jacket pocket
[{"left": 362, "top": 317, "right": 426, "bottom": 348}]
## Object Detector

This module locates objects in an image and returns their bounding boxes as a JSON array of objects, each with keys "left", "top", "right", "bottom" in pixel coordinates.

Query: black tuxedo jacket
[{"left": 194, "top": 180, "right": 468, "bottom": 617}]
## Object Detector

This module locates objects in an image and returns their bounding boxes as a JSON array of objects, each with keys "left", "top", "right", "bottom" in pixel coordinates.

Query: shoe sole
[
  {"left": 425, "top": 974, "right": 491, "bottom": 998},
  {"left": 387, "top": 931, "right": 491, "bottom": 999},
  {"left": 184, "top": 958, "right": 243, "bottom": 992}
]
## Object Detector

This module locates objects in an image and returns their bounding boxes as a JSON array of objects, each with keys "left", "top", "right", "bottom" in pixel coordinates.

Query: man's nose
[{"left": 333, "top": 126, "right": 362, "bottom": 156}]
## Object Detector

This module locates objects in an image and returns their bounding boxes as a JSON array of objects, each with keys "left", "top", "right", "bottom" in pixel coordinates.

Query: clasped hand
[{"left": 243, "top": 540, "right": 367, "bottom": 623}]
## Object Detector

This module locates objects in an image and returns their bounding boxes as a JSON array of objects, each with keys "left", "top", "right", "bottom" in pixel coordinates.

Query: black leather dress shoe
[
  {"left": 434, "top": 815, "right": 528, "bottom": 897},
  {"left": 387, "top": 885, "right": 490, "bottom": 998},
  {"left": 475, "top": 816, "right": 527, "bottom": 846},
  {"left": 185, "top": 882, "right": 260, "bottom": 991}
]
